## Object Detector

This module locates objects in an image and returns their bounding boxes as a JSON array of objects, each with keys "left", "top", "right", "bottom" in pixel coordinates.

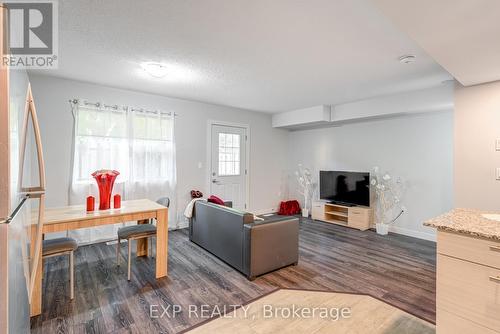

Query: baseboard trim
[
  {"left": 176, "top": 221, "right": 189, "bottom": 229},
  {"left": 252, "top": 207, "right": 278, "bottom": 215},
  {"left": 388, "top": 225, "right": 436, "bottom": 242}
]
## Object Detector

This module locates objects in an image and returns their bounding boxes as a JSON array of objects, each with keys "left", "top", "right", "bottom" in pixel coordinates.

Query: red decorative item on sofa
[
  {"left": 191, "top": 190, "right": 203, "bottom": 199},
  {"left": 278, "top": 200, "right": 301, "bottom": 215},
  {"left": 92, "top": 169, "right": 120, "bottom": 210},
  {"left": 207, "top": 195, "right": 225, "bottom": 206}
]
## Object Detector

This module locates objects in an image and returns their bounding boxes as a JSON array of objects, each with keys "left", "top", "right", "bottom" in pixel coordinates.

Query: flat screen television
[{"left": 319, "top": 171, "right": 370, "bottom": 207}]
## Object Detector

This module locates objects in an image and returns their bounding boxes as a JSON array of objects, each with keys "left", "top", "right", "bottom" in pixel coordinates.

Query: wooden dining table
[{"left": 30, "top": 199, "right": 168, "bottom": 317}]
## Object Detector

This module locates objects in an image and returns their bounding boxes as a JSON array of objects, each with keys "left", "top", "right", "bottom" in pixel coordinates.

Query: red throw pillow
[
  {"left": 208, "top": 195, "right": 225, "bottom": 206},
  {"left": 278, "top": 200, "right": 301, "bottom": 215}
]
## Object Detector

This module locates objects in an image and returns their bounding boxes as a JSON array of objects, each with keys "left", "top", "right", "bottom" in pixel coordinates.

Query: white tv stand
[{"left": 311, "top": 201, "right": 373, "bottom": 231}]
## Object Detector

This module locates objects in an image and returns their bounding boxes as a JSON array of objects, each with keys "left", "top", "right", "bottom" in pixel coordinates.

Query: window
[
  {"left": 130, "top": 112, "right": 174, "bottom": 181},
  {"left": 69, "top": 102, "right": 177, "bottom": 243},
  {"left": 218, "top": 132, "right": 240, "bottom": 176},
  {"left": 75, "top": 108, "right": 128, "bottom": 182},
  {"left": 73, "top": 106, "right": 175, "bottom": 184}
]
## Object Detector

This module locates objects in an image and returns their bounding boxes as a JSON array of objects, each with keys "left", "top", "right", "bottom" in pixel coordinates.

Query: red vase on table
[{"left": 92, "top": 170, "right": 120, "bottom": 210}]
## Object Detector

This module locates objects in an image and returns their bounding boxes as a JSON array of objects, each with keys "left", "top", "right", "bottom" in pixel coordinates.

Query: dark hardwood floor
[{"left": 30, "top": 218, "right": 436, "bottom": 333}]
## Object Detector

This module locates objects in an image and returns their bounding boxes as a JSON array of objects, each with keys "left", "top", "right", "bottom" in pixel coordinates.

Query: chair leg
[
  {"left": 152, "top": 237, "right": 156, "bottom": 258},
  {"left": 127, "top": 239, "right": 131, "bottom": 281},
  {"left": 70, "top": 251, "right": 74, "bottom": 300},
  {"left": 149, "top": 237, "right": 152, "bottom": 257},
  {"left": 116, "top": 237, "right": 120, "bottom": 266}
]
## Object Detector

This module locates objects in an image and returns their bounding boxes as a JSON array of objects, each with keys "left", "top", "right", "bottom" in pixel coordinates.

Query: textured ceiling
[
  {"left": 373, "top": 0, "right": 500, "bottom": 86},
  {"left": 31, "top": 0, "right": 452, "bottom": 113}
]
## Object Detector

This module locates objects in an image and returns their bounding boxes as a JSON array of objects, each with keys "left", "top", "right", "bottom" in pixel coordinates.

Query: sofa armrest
[
  {"left": 190, "top": 200, "right": 251, "bottom": 272},
  {"left": 243, "top": 217, "right": 299, "bottom": 279}
]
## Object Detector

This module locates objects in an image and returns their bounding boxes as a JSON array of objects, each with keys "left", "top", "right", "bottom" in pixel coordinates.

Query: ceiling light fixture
[
  {"left": 399, "top": 55, "right": 416, "bottom": 64},
  {"left": 141, "top": 62, "right": 168, "bottom": 78}
]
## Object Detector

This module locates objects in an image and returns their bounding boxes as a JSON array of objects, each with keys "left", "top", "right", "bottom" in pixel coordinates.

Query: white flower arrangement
[
  {"left": 295, "top": 164, "right": 314, "bottom": 215},
  {"left": 371, "top": 166, "right": 406, "bottom": 228}
]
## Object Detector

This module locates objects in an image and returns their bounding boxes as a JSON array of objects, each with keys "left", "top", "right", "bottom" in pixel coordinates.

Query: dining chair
[
  {"left": 42, "top": 237, "right": 78, "bottom": 299},
  {"left": 116, "top": 197, "right": 170, "bottom": 280}
]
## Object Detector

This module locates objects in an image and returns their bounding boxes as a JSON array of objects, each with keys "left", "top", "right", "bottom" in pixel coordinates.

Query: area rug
[{"left": 184, "top": 289, "right": 435, "bottom": 334}]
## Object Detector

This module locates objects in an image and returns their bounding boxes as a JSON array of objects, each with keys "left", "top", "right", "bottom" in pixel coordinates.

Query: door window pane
[{"left": 218, "top": 133, "right": 241, "bottom": 176}]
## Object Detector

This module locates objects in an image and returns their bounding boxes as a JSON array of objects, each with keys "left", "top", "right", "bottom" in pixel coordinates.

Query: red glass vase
[{"left": 92, "top": 170, "right": 120, "bottom": 210}]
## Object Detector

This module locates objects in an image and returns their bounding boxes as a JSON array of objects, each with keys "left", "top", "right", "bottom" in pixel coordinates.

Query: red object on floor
[
  {"left": 278, "top": 200, "right": 301, "bottom": 215},
  {"left": 92, "top": 169, "right": 120, "bottom": 210},
  {"left": 113, "top": 194, "right": 121, "bottom": 209},
  {"left": 208, "top": 195, "right": 225, "bottom": 206},
  {"left": 86, "top": 196, "right": 95, "bottom": 212}
]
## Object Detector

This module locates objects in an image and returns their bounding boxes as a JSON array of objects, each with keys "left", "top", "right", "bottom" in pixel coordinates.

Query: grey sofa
[{"left": 189, "top": 201, "right": 299, "bottom": 280}]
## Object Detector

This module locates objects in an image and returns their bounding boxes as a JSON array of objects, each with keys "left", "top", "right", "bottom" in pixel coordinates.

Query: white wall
[
  {"left": 288, "top": 111, "right": 454, "bottom": 240},
  {"left": 27, "top": 73, "right": 456, "bottom": 240},
  {"left": 455, "top": 80, "right": 500, "bottom": 209},
  {"left": 28, "top": 75, "right": 289, "bottom": 226}
]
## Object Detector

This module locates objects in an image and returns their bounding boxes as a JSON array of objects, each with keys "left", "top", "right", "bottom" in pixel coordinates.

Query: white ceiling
[
  {"left": 31, "top": 0, "right": 452, "bottom": 113},
  {"left": 373, "top": 0, "right": 500, "bottom": 87}
]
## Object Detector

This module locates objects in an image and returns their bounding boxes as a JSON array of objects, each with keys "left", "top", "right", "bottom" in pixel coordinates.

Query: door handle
[
  {"left": 3, "top": 195, "right": 29, "bottom": 224},
  {"left": 212, "top": 179, "right": 220, "bottom": 184}
]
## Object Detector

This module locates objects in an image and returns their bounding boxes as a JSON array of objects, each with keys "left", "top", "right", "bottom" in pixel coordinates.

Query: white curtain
[{"left": 68, "top": 102, "right": 177, "bottom": 244}]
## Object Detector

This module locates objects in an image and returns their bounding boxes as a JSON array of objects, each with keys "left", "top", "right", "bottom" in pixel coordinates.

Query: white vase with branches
[
  {"left": 370, "top": 166, "right": 406, "bottom": 235},
  {"left": 295, "top": 164, "right": 313, "bottom": 218}
]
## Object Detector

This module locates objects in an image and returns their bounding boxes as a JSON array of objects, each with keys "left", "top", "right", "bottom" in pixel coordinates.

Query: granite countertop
[{"left": 424, "top": 208, "right": 500, "bottom": 241}]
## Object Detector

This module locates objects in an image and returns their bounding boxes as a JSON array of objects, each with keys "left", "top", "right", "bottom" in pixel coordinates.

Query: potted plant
[
  {"left": 370, "top": 167, "right": 406, "bottom": 235},
  {"left": 295, "top": 164, "right": 313, "bottom": 218}
]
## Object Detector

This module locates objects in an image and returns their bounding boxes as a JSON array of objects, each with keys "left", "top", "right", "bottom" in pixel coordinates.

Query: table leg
[
  {"left": 155, "top": 209, "right": 168, "bottom": 278},
  {"left": 136, "top": 219, "right": 149, "bottom": 257},
  {"left": 30, "top": 227, "right": 42, "bottom": 316}
]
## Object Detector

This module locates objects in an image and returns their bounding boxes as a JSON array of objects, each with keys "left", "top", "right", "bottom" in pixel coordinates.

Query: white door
[{"left": 210, "top": 124, "right": 247, "bottom": 210}]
